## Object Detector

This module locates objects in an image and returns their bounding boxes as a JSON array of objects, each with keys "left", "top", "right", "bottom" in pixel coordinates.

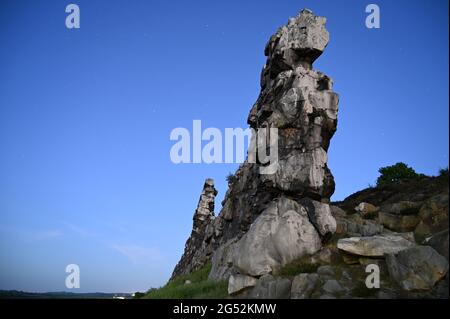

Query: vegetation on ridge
[{"left": 141, "top": 263, "right": 228, "bottom": 299}]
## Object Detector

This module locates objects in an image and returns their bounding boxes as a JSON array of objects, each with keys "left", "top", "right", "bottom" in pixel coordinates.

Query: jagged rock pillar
[
  {"left": 171, "top": 9, "right": 340, "bottom": 292},
  {"left": 171, "top": 178, "right": 218, "bottom": 279},
  {"left": 210, "top": 9, "right": 340, "bottom": 285}
]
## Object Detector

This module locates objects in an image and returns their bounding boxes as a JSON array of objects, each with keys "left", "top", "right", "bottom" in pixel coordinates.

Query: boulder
[
  {"left": 317, "top": 265, "right": 335, "bottom": 277},
  {"left": 291, "top": 273, "right": 320, "bottom": 299},
  {"left": 423, "top": 229, "right": 449, "bottom": 261},
  {"left": 322, "top": 279, "right": 345, "bottom": 295},
  {"left": 337, "top": 235, "right": 415, "bottom": 257},
  {"left": 386, "top": 246, "right": 449, "bottom": 291},
  {"left": 345, "top": 218, "right": 384, "bottom": 237},
  {"left": 263, "top": 8, "right": 329, "bottom": 74},
  {"left": 233, "top": 197, "right": 322, "bottom": 276},
  {"left": 299, "top": 198, "right": 337, "bottom": 239},
  {"left": 228, "top": 274, "right": 258, "bottom": 295},
  {"left": 249, "top": 274, "right": 292, "bottom": 299}
]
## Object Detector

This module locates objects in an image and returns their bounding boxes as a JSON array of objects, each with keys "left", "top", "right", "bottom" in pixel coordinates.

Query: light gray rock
[
  {"left": 381, "top": 230, "right": 416, "bottom": 242},
  {"left": 345, "top": 218, "right": 384, "bottom": 237},
  {"left": 264, "top": 8, "right": 329, "bottom": 72},
  {"left": 171, "top": 179, "right": 218, "bottom": 279},
  {"left": 386, "top": 246, "right": 449, "bottom": 291},
  {"left": 233, "top": 197, "right": 322, "bottom": 276},
  {"left": 208, "top": 238, "right": 237, "bottom": 282},
  {"left": 337, "top": 235, "right": 416, "bottom": 257},
  {"left": 260, "top": 148, "right": 334, "bottom": 198},
  {"left": 228, "top": 274, "right": 258, "bottom": 295},
  {"left": 291, "top": 273, "right": 320, "bottom": 299},
  {"left": 249, "top": 274, "right": 292, "bottom": 299},
  {"left": 300, "top": 198, "right": 337, "bottom": 239}
]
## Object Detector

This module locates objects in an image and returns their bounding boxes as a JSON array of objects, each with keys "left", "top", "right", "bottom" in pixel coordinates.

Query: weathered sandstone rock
[
  {"left": 337, "top": 235, "right": 415, "bottom": 257},
  {"left": 386, "top": 246, "right": 449, "bottom": 291}
]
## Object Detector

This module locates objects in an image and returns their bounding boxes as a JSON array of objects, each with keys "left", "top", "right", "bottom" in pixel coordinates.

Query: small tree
[
  {"left": 438, "top": 167, "right": 448, "bottom": 178},
  {"left": 376, "top": 162, "right": 419, "bottom": 187}
]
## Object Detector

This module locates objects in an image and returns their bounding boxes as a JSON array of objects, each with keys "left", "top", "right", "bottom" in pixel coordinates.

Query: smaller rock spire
[
  {"left": 193, "top": 178, "right": 217, "bottom": 231},
  {"left": 171, "top": 178, "right": 218, "bottom": 279}
]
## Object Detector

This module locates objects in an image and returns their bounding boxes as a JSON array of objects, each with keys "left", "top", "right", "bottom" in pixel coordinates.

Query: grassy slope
[{"left": 143, "top": 264, "right": 228, "bottom": 299}]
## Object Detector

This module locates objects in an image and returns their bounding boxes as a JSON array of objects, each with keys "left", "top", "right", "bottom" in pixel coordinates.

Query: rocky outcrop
[
  {"left": 168, "top": 9, "right": 449, "bottom": 300},
  {"left": 212, "top": 9, "right": 339, "bottom": 290},
  {"left": 172, "top": 9, "right": 339, "bottom": 288},
  {"left": 171, "top": 179, "right": 218, "bottom": 278}
]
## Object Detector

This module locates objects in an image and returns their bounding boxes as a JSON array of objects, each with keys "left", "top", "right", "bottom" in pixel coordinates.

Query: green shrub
[
  {"left": 143, "top": 263, "right": 228, "bottom": 299},
  {"left": 376, "top": 162, "right": 420, "bottom": 187},
  {"left": 133, "top": 292, "right": 145, "bottom": 299}
]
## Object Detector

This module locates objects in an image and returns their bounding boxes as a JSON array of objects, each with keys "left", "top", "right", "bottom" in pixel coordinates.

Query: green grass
[
  {"left": 143, "top": 263, "right": 228, "bottom": 299},
  {"left": 275, "top": 257, "right": 320, "bottom": 277}
]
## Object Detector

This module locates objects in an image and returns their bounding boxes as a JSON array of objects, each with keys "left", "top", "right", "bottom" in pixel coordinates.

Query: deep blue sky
[{"left": 0, "top": 0, "right": 448, "bottom": 293}]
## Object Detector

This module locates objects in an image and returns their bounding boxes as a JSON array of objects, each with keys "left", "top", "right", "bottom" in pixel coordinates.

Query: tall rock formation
[
  {"left": 171, "top": 178, "right": 218, "bottom": 278},
  {"left": 172, "top": 9, "right": 340, "bottom": 292}
]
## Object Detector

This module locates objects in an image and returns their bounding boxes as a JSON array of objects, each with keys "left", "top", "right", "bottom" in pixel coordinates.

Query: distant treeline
[{"left": 0, "top": 290, "right": 132, "bottom": 299}]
